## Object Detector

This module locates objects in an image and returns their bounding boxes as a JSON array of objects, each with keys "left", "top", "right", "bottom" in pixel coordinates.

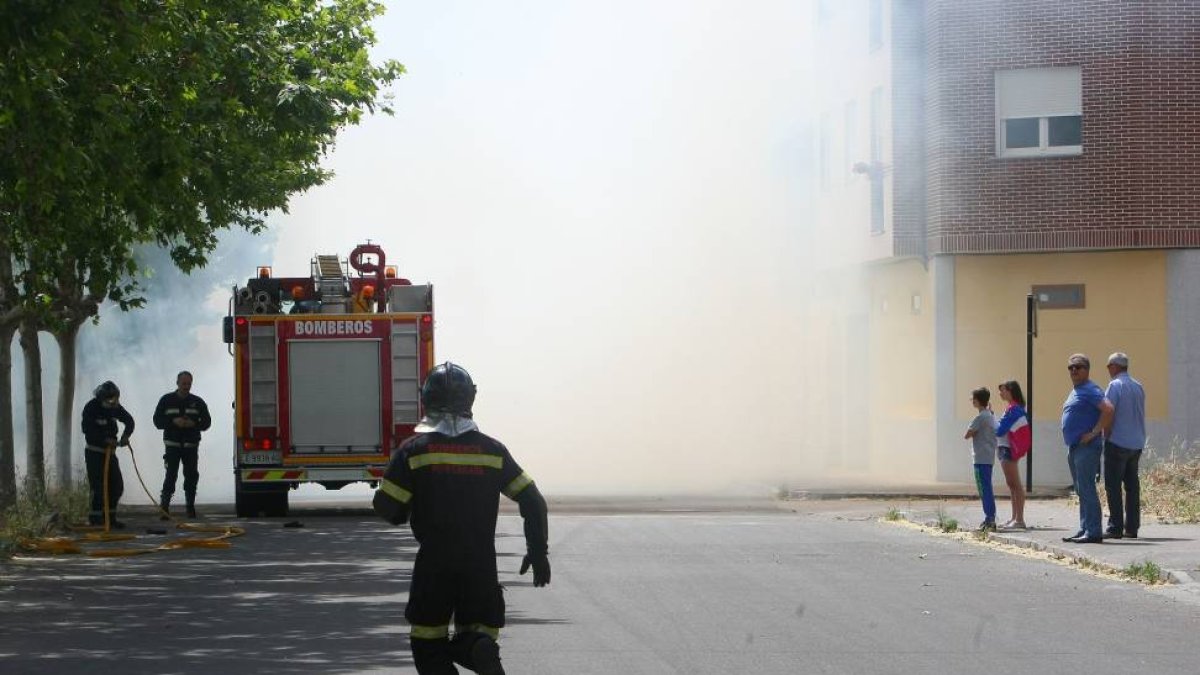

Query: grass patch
[
  {"left": 1123, "top": 560, "right": 1165, "bottom": 584},
  {"left": 1141, "top": 441, "right": 1200, "bottom": 524},
  {"left": 1, "top": 480, "right": 91, "bottom": 559},
  {"left": 883, "top": 506, "right": 902, "bottom": 522},
  {"left": 935, "top": 507, "right": 958, "bottom": 533}
]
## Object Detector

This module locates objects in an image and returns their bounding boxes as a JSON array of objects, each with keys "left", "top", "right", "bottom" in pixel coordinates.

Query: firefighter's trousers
[
  {"left": 85, "top": 448, "right": 123, "bottom": 524},
  {"left": 161, "top": 445, "right": 200, "bottom": 504},
  {"left": 407, "top": 548, "right": 505, "bottom": 674}
]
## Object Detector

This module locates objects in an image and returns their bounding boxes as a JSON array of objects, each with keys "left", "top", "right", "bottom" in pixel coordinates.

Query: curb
[{"left": 907, "top": 516, "right": 1192, "bottom": 586}]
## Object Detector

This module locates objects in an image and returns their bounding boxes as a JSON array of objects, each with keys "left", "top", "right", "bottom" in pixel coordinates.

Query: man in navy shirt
[{"left": 1060, "top": 354, "right": 1114, "bottom": 544}]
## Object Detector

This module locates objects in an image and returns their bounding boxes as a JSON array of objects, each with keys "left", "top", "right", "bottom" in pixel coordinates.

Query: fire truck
[{"left": 223, "top": 243, "right": 434, "bottom": 517}]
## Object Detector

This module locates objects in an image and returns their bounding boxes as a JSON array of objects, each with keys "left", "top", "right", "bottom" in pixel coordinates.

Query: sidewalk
[{"left": 895, "top": 497, "right": 1200, "bottom": 584}]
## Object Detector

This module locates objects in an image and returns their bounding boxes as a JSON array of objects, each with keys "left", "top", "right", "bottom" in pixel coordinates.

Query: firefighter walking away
[{"left": 374, "top": 362, "right": 550, "bottom": 675}]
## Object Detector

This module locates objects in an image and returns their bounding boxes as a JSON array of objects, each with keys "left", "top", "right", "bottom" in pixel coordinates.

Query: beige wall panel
[{"left": 954, "top": 251, "right": 1167, "bottom": 424}]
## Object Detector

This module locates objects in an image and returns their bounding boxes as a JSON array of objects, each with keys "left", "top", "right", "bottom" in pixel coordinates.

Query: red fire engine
[{"left": 223, "top": 243, "right": 434, "bottom": 517}]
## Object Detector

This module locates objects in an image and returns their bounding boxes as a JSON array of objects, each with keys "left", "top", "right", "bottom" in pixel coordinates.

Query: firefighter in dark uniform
[
  {"left": 374, "top": 362, "right": 550, "bottom": 675},
  {"left": 153, "top": 370, "right": 212, "bottom": 519},
  {"left": 80, "top": 381, "right": 134, "bottom": 527}
]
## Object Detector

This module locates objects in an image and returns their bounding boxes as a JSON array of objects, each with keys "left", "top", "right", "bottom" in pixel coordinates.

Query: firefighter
[
  {"left": 373, "top": 362, "right": 550, "bottom": 675},
  {"left": 153, "top": 370, "right": 212, "bottom": 519},
  {"left": 351, "top": 284, "right": 376, "bottom": 313},
  {"left": 81, "top": 381, "right": 134, "bottom": 527}
]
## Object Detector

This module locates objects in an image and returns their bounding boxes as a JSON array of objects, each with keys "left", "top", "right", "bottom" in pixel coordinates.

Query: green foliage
[
  {"left": 935, "top": 507, "right": 958, "bottom": 533},
  {"left": 883, "top": 506, "right": 902, "bottom": 521},
  {"left": 1123, "top": 560, "right": 1164, "bottom": 584},
  {"left": 0, "top": 0, "right": 405, "bottom": 319},
  {"left": 0, "top": 0, "right": 403, "bottom": 505},
  {"left": 0, "top": 479, "right": 90, "bottom": 559}
]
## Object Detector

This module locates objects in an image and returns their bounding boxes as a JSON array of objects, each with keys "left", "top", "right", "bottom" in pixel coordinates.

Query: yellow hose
[{"left": 19, "top": 440, "right": 246, "bottom": 558}]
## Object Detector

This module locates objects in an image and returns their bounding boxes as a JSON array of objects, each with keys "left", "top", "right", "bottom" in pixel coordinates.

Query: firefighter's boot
[
  {"left": 450, "top": 633, "right": 505, "bottom": 675},
  {"left": 411, "top": 637, "right": 459, "bottom": 674},
  {"left": 159, "top": 495, "right": 172, "bottom": 521},
  {"left": 185, "top": 493, "right": 198, "bottom": 519}
]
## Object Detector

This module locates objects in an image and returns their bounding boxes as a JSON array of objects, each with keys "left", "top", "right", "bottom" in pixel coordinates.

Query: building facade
[{"left": 809, "top": 0, "right": 1200, "bottom": 486}]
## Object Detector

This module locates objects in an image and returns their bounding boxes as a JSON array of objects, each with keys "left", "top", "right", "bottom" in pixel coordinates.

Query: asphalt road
[{"left": 2, "top": 501, "right": 1200, "bottom": 674}]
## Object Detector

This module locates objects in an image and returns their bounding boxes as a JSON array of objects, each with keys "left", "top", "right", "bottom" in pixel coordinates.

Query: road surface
[{"left": 2, "top": 500, "right": 1199, "bottom": 673}]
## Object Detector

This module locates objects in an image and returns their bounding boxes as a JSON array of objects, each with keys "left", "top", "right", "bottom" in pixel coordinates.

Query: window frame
[
  {"left": 999, "top": 115, "right": 1083, "bottom": 158},
  {"left": 995, "top": 67, "right": 1083, "bottom": 159}
]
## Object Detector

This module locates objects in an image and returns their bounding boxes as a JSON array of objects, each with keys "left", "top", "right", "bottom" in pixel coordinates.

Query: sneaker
[
  {"left": 1126, "top": 530, "right": 1138, "bottom": 539},
  {"left": 978, "top": 521, "right": 997, "bottom": 532},
  {"left": 1104, "top": 528, "right": 1124, "bottom": 540}
]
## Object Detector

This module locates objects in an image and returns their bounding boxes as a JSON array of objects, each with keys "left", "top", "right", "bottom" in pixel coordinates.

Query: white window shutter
[{"left": 996, "top": 67, "right": 1082, "bottom": 118}]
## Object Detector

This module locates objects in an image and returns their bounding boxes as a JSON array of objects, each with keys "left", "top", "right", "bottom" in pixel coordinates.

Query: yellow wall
[
  {"left": 866, "top": 259, "right": 937, "bottom": 480},
  {"left": 954, "top": 251, "right": 1168, "bottom": 422}
]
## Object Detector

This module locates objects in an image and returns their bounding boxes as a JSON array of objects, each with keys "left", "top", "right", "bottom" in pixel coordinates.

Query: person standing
[
  {"left": 373, "top": 362, "right": 550, "bottom": 675},
  {"left": 964, "top": 387, "right": 998, "bottom": 532},
  {"left": 995, "top": 380, "right": 1031, "bottom": 529},
  {"left": 1060, "top": 354, "right": 1114, "bottom": 544},
  {"left": 1103, "top": 352, "right": 1146, "bottom": 539},
  {"left": 81, "top": 381, "right": 134, "bottom": 528},
  {"left": 153, "top": 371, "right": 212, "bottom": 519}
]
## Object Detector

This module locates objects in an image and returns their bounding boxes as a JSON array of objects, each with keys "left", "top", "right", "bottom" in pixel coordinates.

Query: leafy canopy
[{"left": 0, "top": 0, "right": 404, "bottom": 316}]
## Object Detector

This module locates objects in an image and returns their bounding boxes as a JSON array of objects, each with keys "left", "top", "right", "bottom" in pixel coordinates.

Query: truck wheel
[
  {"left": 263, "top": 490, "right": 289, "bottom": 518},
  {"left": 235, "top": 489, "right": 260, "bottom": 518}
]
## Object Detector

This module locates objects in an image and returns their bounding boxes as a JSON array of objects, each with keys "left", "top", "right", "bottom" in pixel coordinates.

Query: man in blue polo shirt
[{"left": 1060, "top": 353, "right": 1114, "bottom": 544}]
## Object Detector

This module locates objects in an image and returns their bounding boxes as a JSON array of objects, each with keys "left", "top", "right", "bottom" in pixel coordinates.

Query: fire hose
[{"left": 18, "top": 441, "right": 245, "bottom": 557}]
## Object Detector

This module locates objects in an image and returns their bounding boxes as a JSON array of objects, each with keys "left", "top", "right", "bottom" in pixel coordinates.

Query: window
[
  {"left": 1032, "top": 284, "right": 1085, "bottom": 310},
  {"left": 869, "top": 87, "right": 884, "bottom": 234},
  {"left": 996, "top": 67, "right": 1082, "bottom": 158},
  {"left": 819, "top": 112, "right": 831, "bottom": 189},
  {"left": 843, "top": 101, "right": 857, "bottom": 184},
  {"left": 869, "top": 0, "right": 883, "bottom": 51}
]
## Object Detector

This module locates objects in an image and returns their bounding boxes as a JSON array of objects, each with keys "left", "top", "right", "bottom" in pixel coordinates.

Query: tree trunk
[
  {"left": 53, "top": 322, "right": 82, "bottom": 488},
  {"left": 19, "top": 320, "right": 45, "bottom": 497},
  {"left": 0, "top": 323, "right": 17, "bottom": 508}
]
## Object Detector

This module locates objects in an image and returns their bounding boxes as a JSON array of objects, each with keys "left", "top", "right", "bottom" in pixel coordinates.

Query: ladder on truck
[{"left": 313, "top": 254, "right": 349, "bottom": 312}]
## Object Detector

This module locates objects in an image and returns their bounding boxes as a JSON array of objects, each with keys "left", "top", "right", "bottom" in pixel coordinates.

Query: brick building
[{"left": 807, "top": 0, "right": 1200, "bottom": 486}]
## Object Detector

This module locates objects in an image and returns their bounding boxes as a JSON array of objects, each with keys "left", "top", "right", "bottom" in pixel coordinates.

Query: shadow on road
[{"left": 0, "top": 515, "right": 419, "bottom": 674}]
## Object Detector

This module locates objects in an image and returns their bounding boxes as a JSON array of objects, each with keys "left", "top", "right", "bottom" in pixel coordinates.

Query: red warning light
[
  {"left": 242, "top": 439, "right": 254, "bottom": 450},
  {"left": 259, "top": 438, "right": 273, "bottom": 450},
  {"left": 421, "top": 315, "right": 432, "bottom": 324},
  {"left": 235, "top": 317, "right": 248, "bottom": 326}
]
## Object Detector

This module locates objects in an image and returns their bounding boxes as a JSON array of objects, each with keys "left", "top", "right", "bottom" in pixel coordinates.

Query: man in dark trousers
[
  {"left": 153, "top": 371, "right": 212, "bottom": 519},
  {"left": 374, "top": 362, "right": 550, "bottom": 675},
  {"left": 81, "top": 381, "right": 134, "bottom": 527}
]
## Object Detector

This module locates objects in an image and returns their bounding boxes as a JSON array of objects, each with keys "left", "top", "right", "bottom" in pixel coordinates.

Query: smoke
[
  {"left": 269, "top": 0, "right": 821, "bottom": 496},
  {"left": 14, "top": 1, "right": 830, "bottom": 501},
  {"left": 10, "top": 228, "right": 278, "bottom": 504}
]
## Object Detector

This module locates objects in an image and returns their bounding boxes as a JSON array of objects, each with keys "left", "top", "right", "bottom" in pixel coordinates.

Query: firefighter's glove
[{"left": 519, "top": 554, "right": 551, "bottom": 587}]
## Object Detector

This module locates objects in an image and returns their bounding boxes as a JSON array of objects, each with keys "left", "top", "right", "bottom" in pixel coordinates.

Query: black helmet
[
  {"left": 420, "top": 362, "right": 476, "bottom": 416},
  {"left": 94, "top": 381, "right": 120, "bottom": 400}
]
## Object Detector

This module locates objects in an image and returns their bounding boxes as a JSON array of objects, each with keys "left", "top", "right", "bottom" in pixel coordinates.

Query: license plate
[{"left": 242, "top": 450, "right": 282, "bottom": 465}]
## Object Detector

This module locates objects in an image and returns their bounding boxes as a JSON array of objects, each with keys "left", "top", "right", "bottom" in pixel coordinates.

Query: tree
[
  {"left": 0, "top": 0, "right": 403, "bottom": 498},
  {"left": 0, "top": 248, "right": 22, "bottom": 507}
]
